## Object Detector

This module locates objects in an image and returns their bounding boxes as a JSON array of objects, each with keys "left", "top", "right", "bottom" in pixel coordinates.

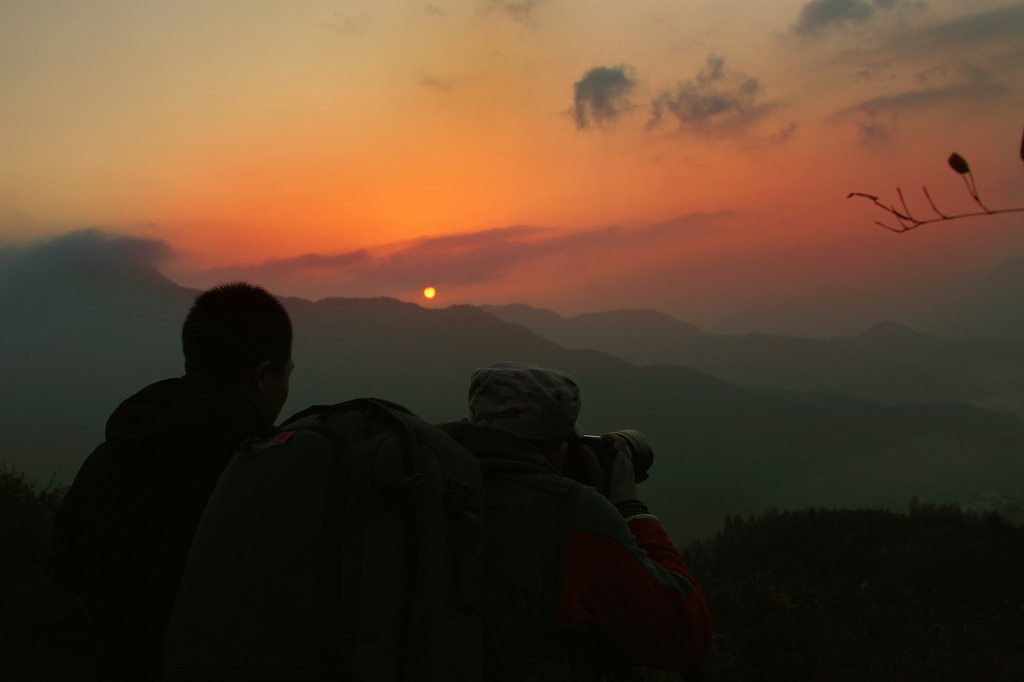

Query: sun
[{"left": 423, "top": 286, "right": 437, "bottom": 299}]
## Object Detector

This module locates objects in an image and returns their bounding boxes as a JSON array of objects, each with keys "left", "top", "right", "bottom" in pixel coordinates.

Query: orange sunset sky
[{"left": 1, "top": 0, "right": 1022, "bottom": 334}]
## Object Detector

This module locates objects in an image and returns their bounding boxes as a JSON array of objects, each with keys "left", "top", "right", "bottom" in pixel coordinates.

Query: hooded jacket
[{"left": 53, "top": 375, "right": 270, "bottom": 681}]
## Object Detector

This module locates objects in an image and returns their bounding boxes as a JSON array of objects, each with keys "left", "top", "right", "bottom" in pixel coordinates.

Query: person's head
[
  {"left": 182, "top": 282, "right": 293, "bottom": 422},
  {"left": 468, "top": 361, "right": 581, "bottom": 466}
]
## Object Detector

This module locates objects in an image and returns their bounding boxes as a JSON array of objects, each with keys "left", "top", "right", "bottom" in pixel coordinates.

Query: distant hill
[
  {"left": 3, "top": 237, "right": 1024, "bottom": 541},
  {"left": 480, "top": 303, "right": 704, "bottom": 359},
  {"left": 482, "top": 304, "right": 1024, "bottom": 417}
]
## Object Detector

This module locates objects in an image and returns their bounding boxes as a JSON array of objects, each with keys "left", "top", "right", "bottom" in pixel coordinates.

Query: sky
[{"left": 1, "top": 0, "right": 1023, "bottom": 334}]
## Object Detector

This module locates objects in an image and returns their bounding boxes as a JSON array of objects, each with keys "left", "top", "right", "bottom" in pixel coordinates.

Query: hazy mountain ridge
[
  {"left": 481, "top": 303, "right": 1024, "bottom": 417},
  {"left": 3, "top": 242, "right": 1024, "bottom": 541}
]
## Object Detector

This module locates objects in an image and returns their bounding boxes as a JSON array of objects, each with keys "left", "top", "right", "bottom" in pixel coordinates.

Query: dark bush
[
  {"left": 0, "top": 466, "right": 88, "bottom": 681},
  {"left": 681, "top": 504, "right": 1024, "bottom": 681}
]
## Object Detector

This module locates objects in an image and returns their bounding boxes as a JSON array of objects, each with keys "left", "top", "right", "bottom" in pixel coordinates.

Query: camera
[{"left": 580, "top": 429, "right": 654, "bottom": 484}]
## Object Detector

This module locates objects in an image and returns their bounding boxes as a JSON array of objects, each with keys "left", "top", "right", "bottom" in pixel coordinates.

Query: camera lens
[{"left": 608, "top": 430, "right": 654, "bottom": 483}]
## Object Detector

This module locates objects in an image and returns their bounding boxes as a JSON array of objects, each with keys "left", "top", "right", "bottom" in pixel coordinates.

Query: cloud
[
  {"left": 855, "top": 59, "right": 896, "bottom": 81},
  {"left": 832, "top": 82, "right": 1006, "bottom": 144},
  {"left": 855, "top": 113, "right": 895, "bottom": 144},
  {"left": 571, "top": 65, "right": 638, "bottom": 130},
  {"left": 481, "top": 0, "right": 546, "bottom": 28},
  {"left": 647, "top": 55, "right": 762, "bottom": 133},
  {"left": 914, "top": 64, "right": 947, "bottom": 84},
  {"left": 202, "top": 249, "right": 372, "bottom": 283},
  {"left": 424, "top": 4, "right": 446, "bottom": 17},
  {"left": 396, "top": 226, "right": 542, "bottom": 254},
  {"left": 187, "top": 215, "right": 733, "bottom": 300},
  {"left": 418, "top": 75, "right": 453, "bottom": 94},
  {"left": 901, "top": 4, "right": 1024, "bottom": 52},
  {"left": 0, "top": 229, "right": 173, "bottom": 284},
  {"left": 769, "top": 122, "right": 799, "bottom": 145},
  {"left": 831, "top": 6, "right": 1023, "bottom": 128},
  {"left": 794, "top": 0, "right": 910, "bottom": 36},
  {"left": 325, "top": 14, "right": 363, "bottom": 36},
  {"left": 835, "top": 82, "right": 1007, "bottom": 119},
  {"left": 324, "top": 3, "right": 374, "bottom": 36},
  {"left": 833, "top": 6, "right": 1024, "bottom": 77}
]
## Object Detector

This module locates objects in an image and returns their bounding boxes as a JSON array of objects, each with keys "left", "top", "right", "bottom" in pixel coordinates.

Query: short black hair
[{"left": 181, "top": 282, "right": 292, "bottom": 381}]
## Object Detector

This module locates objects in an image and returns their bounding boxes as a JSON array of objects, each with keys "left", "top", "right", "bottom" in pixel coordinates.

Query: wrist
[{"left": 614, "top": 498, "right": 649, "bottom": 519}]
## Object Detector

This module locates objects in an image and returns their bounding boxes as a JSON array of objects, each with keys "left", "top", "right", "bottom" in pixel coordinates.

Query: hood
[{"left": 439, "top": 421, "right": 560, "bottom": 477}]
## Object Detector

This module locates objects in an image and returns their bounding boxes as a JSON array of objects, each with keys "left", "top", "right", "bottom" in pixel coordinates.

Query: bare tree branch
[{"left": 849, "top": 125, "right": 1024, "bottom": 233}]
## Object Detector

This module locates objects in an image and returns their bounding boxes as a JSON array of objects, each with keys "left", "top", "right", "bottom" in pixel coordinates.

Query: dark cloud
[
  {"left": 481, "top": 0, "right": 545, "bottom": 28},
  {"left": 794, "top": 0, "right": 910, "bottom": 36},
  {"left": 424, "top": 4, "right": 446, "bottom": 17},
  {"left": 571, "top": 65, "right": 638, "bottom": 130},
  {"left": 796, "top": 0, "right": 873, "bottom": 35},
  {"left": 0, "top": 229, "right": 172, "bottom": 283},
  {"left": 647, "top": 55, "right": 762, "bottom": 132}
]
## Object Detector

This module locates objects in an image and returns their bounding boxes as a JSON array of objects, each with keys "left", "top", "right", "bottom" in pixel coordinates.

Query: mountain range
[
  {"left": 480, "top": 304, "right": 1024, "bottom": 417},
  {"left": 3, "top": 239, "right": 1023, "bottom": 542}
]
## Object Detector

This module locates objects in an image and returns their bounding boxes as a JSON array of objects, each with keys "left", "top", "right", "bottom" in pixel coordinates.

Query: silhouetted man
[
  {"left": 54, "top": 282, "right": 294, "bottom": 682},
  {"left": 440, "top": 362, "right": 712, "bottom": 680}
]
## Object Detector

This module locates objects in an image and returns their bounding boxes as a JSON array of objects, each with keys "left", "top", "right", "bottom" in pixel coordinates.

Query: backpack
[{"left": 163, "top": 398, "right": 484, "bottom": 682}]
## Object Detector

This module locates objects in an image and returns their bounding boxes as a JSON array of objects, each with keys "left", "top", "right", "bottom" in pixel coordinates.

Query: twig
[
  {"left": 922, "top": 186, "right": 948, "bottom": 219},
  {"left": 849, "top": 136, "right": 1023, "bottom": 233}
]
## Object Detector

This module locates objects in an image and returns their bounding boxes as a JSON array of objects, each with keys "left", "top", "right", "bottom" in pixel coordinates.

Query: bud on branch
[{"left": 848, "top": 123, "right": 1024, "bottom": 233}]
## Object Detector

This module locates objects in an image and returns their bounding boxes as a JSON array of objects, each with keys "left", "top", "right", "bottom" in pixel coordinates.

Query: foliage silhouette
[
  {"left": 682, "top": 504, "right": 1024, "bottom": 681},
  {"left": 0, "top": 465, "right": 87, "bottom": 680}
]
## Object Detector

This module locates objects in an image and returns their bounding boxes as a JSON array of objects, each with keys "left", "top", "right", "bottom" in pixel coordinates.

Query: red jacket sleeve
[{"left": 557, "top": 488, "right": 713, "bottom": 668}]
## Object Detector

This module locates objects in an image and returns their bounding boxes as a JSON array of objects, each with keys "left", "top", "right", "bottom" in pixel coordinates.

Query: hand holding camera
[
  {"left": 604, "top": 440, "right": 637, "bottom": 505},
  {"left": 564, "top": 429, "right": 654, "bottom": 501}
]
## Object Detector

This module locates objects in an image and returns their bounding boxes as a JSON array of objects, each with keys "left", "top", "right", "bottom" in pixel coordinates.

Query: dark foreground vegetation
[
  {"left": 684, "top": 503, "right": 1024, "bottom": 681},
  {"left": 0, "top": 466, "right": 88, "bottom": 681},
  {"left": 2, "top": 465, "right": 1022, "bottom": 681}
]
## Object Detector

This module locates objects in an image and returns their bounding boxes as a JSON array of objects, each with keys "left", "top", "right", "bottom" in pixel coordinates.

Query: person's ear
[
  {"left": 255, "top": 360, "right": 273, "bottom": 392},
  {"left": 239, "top": 360, "right": 273, "bottom": 399}
]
